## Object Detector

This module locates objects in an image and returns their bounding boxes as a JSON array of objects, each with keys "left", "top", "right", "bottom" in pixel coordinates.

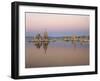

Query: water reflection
[
  {"left": 43, "top": 42, "right": 49, "bottom": 53},
  {"left": 34, "top": 41, "right": 42, "bottom": 49},
  {"left": 27, "top": 32, "right": 89, "bottom": 53},
  {"left": 32, "top": 41, "right": 49, "bottom": 53},
  {"left": 29, "top": 39, "right": 89, "bottom": 54}
]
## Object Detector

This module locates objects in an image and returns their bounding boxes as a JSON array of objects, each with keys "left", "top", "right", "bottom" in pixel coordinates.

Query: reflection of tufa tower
[{"left": 43, "top": 42, "right": 48, "bottom": 54}]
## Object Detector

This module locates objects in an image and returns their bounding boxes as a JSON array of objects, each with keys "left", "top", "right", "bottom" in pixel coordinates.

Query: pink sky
[{"left": 25, "top": 13, "right": 89, "bottom": 32}]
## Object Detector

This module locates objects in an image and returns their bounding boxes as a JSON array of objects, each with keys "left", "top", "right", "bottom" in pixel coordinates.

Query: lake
[{"left": 25, "top": 37, "right": 89, "bottom": 68}]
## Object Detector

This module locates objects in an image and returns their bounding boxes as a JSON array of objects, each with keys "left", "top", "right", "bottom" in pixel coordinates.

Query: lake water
[{"left": 25, "top": 37, "right": 89, "bottom": 68}]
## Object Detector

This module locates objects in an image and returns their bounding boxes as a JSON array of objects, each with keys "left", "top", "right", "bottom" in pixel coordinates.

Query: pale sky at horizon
[{"left": 25, "top": 12, "right": 89, "bottom": 36}]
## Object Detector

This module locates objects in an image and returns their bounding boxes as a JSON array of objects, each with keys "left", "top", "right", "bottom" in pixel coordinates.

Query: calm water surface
[{"left": 25, "top": 37, "right": 89, "bottom": 68}]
